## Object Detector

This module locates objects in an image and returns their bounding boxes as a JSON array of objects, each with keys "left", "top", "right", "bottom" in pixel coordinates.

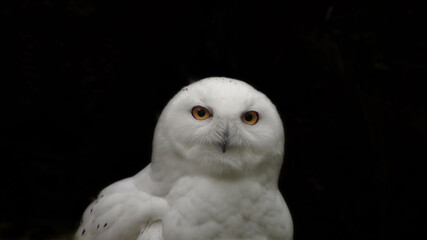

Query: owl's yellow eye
[
  {"left": 241, "top": 111, "right": 259, "bottom": 125},
  {"left": 191, "top": 106, "right": 212, "bottom": 120}
]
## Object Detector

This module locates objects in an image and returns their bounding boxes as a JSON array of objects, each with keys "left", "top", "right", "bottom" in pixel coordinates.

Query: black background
[{"left": 1, "top": 1, "right": 426, "bottom": 239}]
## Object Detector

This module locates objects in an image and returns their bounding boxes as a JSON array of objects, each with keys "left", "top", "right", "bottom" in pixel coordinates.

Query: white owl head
[{"left": 151, "top": 77, "right": 284, "bottom": 180}]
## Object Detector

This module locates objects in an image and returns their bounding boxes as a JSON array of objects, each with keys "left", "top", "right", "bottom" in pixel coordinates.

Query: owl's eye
[
  {"left": 191, "top": 106, "right": 212, "bottom": 120},
  {"left": 241, "top": 111, "right": 259, "bottom": 125}
]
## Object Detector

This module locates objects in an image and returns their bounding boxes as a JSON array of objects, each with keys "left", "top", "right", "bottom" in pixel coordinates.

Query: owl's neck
[
  {"left": 134, "top": 154, "right": 280, "bottom": 201},
  {"left": 133, "top": 149, "right": 196, "bottom": 197}
]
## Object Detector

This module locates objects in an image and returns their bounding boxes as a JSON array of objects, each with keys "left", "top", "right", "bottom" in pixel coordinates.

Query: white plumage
[{"left": 75, "top": 77, "right": 293, "bottom": 240}]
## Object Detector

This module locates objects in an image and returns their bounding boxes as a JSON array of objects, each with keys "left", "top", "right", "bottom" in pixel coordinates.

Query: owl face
[{"left": 153, "top": 78, "right": 284, "bottom": 176}]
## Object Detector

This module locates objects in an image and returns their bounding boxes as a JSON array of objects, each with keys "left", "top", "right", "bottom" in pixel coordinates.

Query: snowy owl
[{"left": 75, "top": 77, "right": 293, "bottom": 240}]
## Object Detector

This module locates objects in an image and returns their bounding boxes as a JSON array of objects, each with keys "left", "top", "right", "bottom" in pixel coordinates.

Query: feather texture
[{"left": 75, "top": 77, "right": 293, "bottom": 240}]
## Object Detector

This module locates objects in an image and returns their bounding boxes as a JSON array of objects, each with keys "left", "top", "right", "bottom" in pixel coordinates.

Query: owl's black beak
[
  {"left": 220, "top": 141, "right": 228, "bottom": 153},
  {"left": 219, "top": 128, "right": 229, "bottom": 153}
]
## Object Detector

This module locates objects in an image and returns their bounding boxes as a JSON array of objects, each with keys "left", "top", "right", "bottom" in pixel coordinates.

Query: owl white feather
[{"left": 75, "top": 77, "right": 293, "bottom": 240}]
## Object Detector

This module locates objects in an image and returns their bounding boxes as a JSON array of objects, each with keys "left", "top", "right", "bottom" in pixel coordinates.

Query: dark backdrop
[{"left": 1, "top": 1, "right": 426, "bottom": 239}]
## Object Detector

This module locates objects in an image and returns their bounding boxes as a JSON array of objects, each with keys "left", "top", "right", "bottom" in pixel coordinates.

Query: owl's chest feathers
[{"left": 163, "top": 176, "right": 284, "bottom": 240}]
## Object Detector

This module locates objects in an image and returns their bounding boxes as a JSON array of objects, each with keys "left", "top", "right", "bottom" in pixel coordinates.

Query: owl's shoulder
[{"left": 76, "top": 167, "right": 168, "bottom": 240}]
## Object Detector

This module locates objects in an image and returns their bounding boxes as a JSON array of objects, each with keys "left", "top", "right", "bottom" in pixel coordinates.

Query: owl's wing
[
  {"left": 137, "top": 220, "right": 163, "bottom": 240},
  {"left": 75, "top": 174, "right": 168, "bottom": 240}
]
